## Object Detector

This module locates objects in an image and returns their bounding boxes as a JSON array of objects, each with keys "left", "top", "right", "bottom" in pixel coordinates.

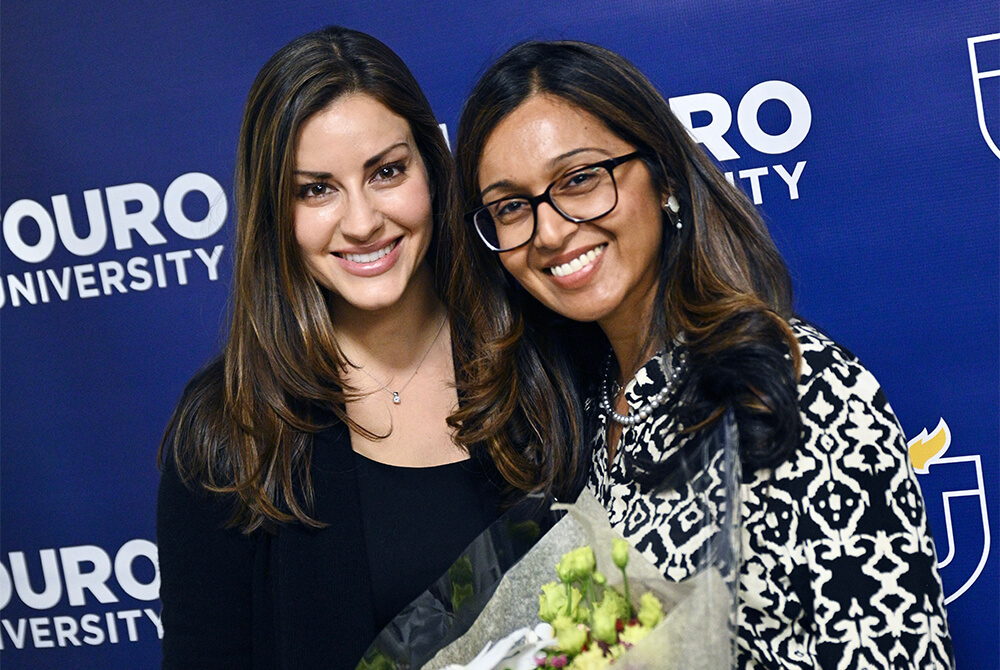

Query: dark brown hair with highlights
[
  {"left": 450, "top": 40, "right": 801, "bottom": 493},
  {"left": 159, "top": 26, "right": 460, "bottom": 531}
]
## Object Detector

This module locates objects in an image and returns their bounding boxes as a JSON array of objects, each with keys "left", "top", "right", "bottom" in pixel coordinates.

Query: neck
[
  {"left": 604, "top": 328, "right": 657, "bottom": 387},
  {"left": 599, "top": 284, "right": 660, "bottom": 385},
  {"left": 330, "top": 263, "right": 447, "bottom": 371}
]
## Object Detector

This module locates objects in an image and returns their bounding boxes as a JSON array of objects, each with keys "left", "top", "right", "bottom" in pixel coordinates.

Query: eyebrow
[
  {"left": 480, "top": 146, "right": 613, "bottom": 198},
  {"left": 293, "top": 141, "right": 411, "bottom": 179},
  {"left": 363, "top": 141, "right": 410, "bottom": 169}
]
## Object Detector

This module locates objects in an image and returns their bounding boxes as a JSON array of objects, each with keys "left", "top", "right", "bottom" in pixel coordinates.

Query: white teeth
[
  {"left": 550, "top": 244, "right": 606, "bottom": 278},
  {"left": 342, "top": 240, "right": 397, "bottom": 264}
]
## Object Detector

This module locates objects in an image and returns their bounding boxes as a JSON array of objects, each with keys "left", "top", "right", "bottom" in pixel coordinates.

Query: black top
[
  {"left": 353, "top": 451, "right": 501, "bottom": 633},
  {"left": 157, "top": 422, "right": 503, "bottom": 670}
]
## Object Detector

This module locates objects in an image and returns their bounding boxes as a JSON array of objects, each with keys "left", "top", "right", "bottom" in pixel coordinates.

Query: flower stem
[{"left": 620, "top": 566, "right": 635, "bottom": 618}]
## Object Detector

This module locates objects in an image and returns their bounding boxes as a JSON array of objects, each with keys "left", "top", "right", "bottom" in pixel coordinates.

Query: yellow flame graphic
[{"left": 908, "top": 418, "right": 951, "bottom": 474}]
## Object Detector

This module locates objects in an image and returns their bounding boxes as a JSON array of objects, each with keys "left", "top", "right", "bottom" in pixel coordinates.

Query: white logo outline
[
  {"left": 968, "top": 33, "right": 1000, "bottom": 159},
  {"left": 909, "top": 418, "right": 991, "bottom": 604}
]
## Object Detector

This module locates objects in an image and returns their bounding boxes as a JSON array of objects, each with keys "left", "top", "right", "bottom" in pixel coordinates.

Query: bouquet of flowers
[
  {"left": 547, "top": 541, "right": 666, "bottom": 663},
  {"left": 359, "top": 415, "right": 741, "bottom": 670},
  {"left": 491, "top": 540, "right": 670, "bottom": 669},
  {"left": 421, "top": 492, "right": 736, "bottom": 670}
]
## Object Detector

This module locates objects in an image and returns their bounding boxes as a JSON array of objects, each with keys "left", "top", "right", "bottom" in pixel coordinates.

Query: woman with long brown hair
[
  {"left": 451, "top": 40, "right": 953, "bottom": 668},
  {"left": 157, "top": 26, "right": 504, "bottom": 668}
]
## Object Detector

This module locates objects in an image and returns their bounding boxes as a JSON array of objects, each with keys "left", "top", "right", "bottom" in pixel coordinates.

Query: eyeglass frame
[{"left": 465, "top": 151, "right": 644, "bottom": 252}]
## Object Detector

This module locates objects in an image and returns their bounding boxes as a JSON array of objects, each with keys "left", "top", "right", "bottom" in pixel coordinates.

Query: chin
[
  {"left": 540, "top": 298, "right": 612, "bottom": 324},
  {"left": 346, "top": 294, "right": 406, "bottom": 313},
  {"left": 323, "top": 280, "right": 408, "bottom": 314}
]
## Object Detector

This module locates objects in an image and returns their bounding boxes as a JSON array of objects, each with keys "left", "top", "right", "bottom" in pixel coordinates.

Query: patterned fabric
[{"left": 587, "top": 320, "right": 954, "bottom": 669}]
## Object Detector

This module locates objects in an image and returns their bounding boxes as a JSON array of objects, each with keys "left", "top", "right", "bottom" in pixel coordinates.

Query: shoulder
[
  {"left": 790, "top": 318, "right": 897, "bottom": 434},
  {"left": 743, "top": 320, "right": 927, "bottom": 567},
  {"left": 745, "top": 319, "right": 915, "bottom": 519},
  {"left": 769, "top": 319, "right": 918, "bottom": 525},
  {"left": 791, "top": 318, "right": 865, "bottom": 383}
]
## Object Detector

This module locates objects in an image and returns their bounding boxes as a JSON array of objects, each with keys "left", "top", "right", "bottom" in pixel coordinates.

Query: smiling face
[
  {"left": 292, "top": 94, "right": 434, "bottom": 316},
  {"left": 477, "top": 94, "right": 665, "bottom": 335}
]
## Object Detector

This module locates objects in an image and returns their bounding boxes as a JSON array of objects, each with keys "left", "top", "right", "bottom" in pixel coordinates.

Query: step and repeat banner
[{"left": 2, "top": 2, "right": 996, "bottom": 667}]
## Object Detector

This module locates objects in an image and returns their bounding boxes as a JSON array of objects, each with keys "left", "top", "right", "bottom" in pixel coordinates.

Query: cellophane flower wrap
[{"left": 358, "top": 413, "right": 742, "bottom": 670}]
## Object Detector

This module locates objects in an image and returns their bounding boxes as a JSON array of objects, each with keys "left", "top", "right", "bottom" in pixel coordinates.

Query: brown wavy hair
[
  {"left": 450, "top": 40, "right": 802, "bottom": 493},
  {"left": 159, "top": 26, "right": 460, "bottom": 531}
]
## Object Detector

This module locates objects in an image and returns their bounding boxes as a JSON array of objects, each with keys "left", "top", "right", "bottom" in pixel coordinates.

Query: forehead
[
  {"left": 478, "top": 94, "right": 632, "bottom": 186},
  {"left": 295, "top": 93, "right": 415, "bottom": 166}
]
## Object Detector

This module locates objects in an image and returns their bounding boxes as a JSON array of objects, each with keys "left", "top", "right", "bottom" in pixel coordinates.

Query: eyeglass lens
[{"left": 475, "top": 164, "right": 618, "bottom": 251}]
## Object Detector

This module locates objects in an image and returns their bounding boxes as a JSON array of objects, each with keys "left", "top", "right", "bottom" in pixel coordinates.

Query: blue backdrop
[{"left": 2, "top": 2, "right": 996, "bottom": 667}]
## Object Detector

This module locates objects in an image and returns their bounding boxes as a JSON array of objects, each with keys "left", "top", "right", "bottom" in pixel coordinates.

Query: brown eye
[
  {"left": 373, "top": 163, "right": 405, "bottom": 182},
  {"left": 556, "top": 166, "right": 604, "bottom": 194},
  {"left": 298, "top": 183, "right": 331, "bottom": 199}
]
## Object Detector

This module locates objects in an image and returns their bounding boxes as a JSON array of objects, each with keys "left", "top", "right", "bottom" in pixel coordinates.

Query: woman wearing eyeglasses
[{"left": 449, "top": 40, "right": 953, "bottom": 668}]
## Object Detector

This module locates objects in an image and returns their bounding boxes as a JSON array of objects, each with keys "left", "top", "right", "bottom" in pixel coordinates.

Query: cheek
[
  {"left": 411, "top": 193, "right": 434, "bottom": 235},
  {"left": 645, "top": 218, "right": 665, "bottom": 255},
  {"left": 498, "top": 250, "right": 530, "bottom": 283},
  {"left": 397, "top": 180, "right": 434, "bottom": 231},
  {"left": 626, "top": 203, "right": 665, "bottom": 256},
  {"left": 292, "top": 209, "right": 331, "bottom": 253}
]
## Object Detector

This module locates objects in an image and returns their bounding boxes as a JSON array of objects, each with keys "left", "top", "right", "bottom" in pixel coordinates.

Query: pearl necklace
[{"left": 600, "top": 351, "right": 687, "bottom": 426}]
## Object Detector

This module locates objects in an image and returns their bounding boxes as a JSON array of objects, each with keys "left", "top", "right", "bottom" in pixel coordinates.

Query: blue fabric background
[{"left": 2, "top": 2, "right": 996, "bottom": 667}]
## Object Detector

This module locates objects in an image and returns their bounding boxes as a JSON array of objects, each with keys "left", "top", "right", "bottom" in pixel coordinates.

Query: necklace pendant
[{"left": 392, "top": 392, "right": 401, "bottom": 404}]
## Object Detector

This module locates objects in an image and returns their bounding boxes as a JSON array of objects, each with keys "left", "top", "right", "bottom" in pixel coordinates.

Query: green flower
[
  {"left": 598, "top": 587, "right": 630, "bottom": 622},
  {"left": 449, "top": 556, "right": 475, "bottom": 612},
  {"left": 589, "top": 597, "right": 619, "bottom": 644},
  {"left": 552, "top": 615, "right": 588, "bottom": 655},
  {"left": 637, "top": 592, "right": 664, "bottom": 629},
  {"left": 557, "top": 546, "right": 597, "bottom": 582},
  {"left": 451, "top": 581, "right": 474, "bottom": 612},
  {"left": 607, "top": 643, "right": 626, "bottom": 660},
  {"left": 612, "top": 539, "right": 630, "bottom": 569},
  {"left": 556, "top": 560, "right": 574, "bottom": 584},
  {"left": 356, "top": 649, "right": 397, "bottom": 670},
  {"left": 611, "top": 539, "right": 635, "bottom": 616},
  {"left": 449, "top": 556, "right": 473, "bottom": 584},
  {"left": 619, "top": 621, "right": 652, "bottom": 646},
  {"left": 506, "top": 519, "right": 542, "bottom": 542},
  {"left": 592, "top": 571, "right": 607, "bottom": 586},
  {"left": 539, "top": 581, "right": 583, "bottom": 623},
  {"left": 567, "top": 647, "right": 611, "bottom": 669}
]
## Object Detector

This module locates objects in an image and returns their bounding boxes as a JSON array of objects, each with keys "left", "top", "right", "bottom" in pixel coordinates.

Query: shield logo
[
  {"left": 968, "top": 33, "right": 1000, "bottom": 159},
  {"left": 909, "top": 418, "right": 992, "bottom": 604}
]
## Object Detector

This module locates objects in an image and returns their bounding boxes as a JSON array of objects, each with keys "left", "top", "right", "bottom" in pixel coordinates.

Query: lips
[
  {"left": 333, "top": 238, "right": 403, "bottom": 277},
  {"left": 547, "top": 244, "right": 607, "bottom": 277},
  {"left": 335, "top": 238, "right": 399, "bottom": 264}
]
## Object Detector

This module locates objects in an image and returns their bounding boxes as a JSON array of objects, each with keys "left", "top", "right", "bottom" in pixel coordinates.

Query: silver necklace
[
  {"left": 600, "top": 350, "right": 686, "bottom": 426},
  {"left": 354, "top": 316, "right": 447, "bottom": 405}
]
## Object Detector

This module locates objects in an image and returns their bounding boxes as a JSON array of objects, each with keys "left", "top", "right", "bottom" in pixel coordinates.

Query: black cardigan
[{"left": 158, "top": 423, "right": 385, "bottom": 669}]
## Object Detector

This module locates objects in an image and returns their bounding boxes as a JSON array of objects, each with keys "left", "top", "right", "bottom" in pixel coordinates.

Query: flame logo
[{"left": 908, "top": 418, "right": 951, "bottom": 474}]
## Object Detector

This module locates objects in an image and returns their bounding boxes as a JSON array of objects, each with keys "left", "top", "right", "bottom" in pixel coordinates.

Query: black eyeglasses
[{"left": 466, "top": 152, "right": 642, "bottom": 252}]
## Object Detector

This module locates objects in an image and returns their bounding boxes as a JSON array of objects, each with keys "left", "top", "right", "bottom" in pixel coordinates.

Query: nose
[
  {"left": 339, "top": 191, "right": 384, "bottom": 242},
  {"left": 531, "top": 201, "right": 577, "bottom": 250}
]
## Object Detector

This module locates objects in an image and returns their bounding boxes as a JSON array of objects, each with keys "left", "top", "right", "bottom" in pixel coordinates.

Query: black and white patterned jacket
[{"left": 588, "top": 320, "right": 954, "bottom": 669}]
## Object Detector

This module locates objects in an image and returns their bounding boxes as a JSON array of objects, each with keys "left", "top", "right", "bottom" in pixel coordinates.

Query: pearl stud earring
[{"left": 662, "top": 195, "right": 682, "bottom": 229}]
